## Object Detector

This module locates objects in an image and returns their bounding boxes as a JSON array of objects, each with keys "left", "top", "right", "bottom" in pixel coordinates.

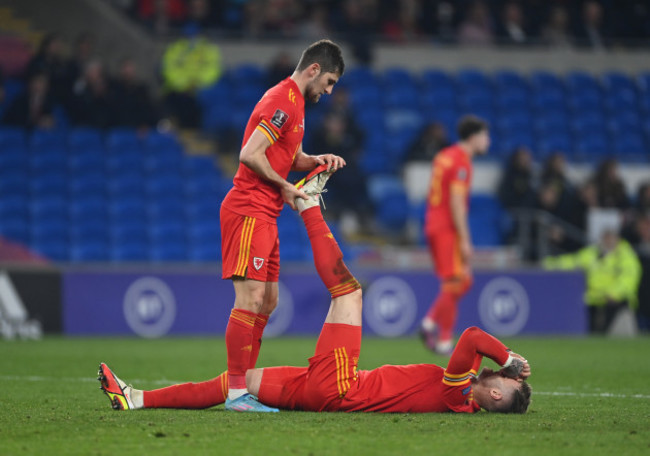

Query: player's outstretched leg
[{"left": 98, "top": 364, "right": 232, "bottom": 410}]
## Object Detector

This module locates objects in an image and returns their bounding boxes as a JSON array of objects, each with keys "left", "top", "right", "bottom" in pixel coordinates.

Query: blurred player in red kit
[
  {"left": 217, "top": 39, "right": 346, "bottom": 411},
  {"left": 420, "top": 115, "right": 490, "bottom": 355},
  {"left": 99, "top": 175, "right": 531, "bottom": 415}
]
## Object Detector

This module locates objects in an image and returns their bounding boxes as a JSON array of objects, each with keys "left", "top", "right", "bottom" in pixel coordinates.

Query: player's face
[
  {"left": 306, "top": 71, "right": 340, "bottom": 103},
  {"left": 472, "top": 129, "right": 490, "bottom": 155}
]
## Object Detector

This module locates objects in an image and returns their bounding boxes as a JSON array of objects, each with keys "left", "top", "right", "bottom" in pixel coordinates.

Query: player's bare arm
[
  {"left": 292, "top": 144, "right": 346, "bottom": 172},
  {"left": 239, "top": 129, "right": 308, "bottom": 210},
  {"left": 450, "top": 184, "right": 472, "bottom": 261}
]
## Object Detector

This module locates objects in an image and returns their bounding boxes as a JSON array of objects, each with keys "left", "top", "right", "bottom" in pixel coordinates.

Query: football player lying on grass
[{"left": 99, "top": 166, "right": 531, "bottom": 414}]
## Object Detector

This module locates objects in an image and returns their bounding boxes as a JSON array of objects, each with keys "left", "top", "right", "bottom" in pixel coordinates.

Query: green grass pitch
[{"left": 1, "top": 335, "right": 649, "bottom": 455}]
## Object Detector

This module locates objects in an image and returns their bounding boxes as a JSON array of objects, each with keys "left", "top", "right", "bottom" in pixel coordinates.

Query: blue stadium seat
[
  {"left": 419, "top": 88, "right": 457, "bottom": 111},
  {"left": 147, "top": 198, "right": 186, "bottom": 222},
  {"left": 30, "top": 173, "right": 68, "bottom": 199},
  {"left": 494, "top": 70, "right": 529, "bottom": 91},
  {"left": 146, "top": 173, "right": 184, "bottom": 197},
  {"left": 367, "top": 175, "right": 409, "bottom": 230},
  {"left": 602, "top": 71, "right": 637, "bottom": 94},
  {"left": 349, "top": 85, "right": 382, "bottom": 112},
  {"left": 143, "top": 131, "right": 182, "bottom": 154},
  {"left": 566, "top": 71, "right": 601, "bottom": 93},
  {"left": 31, "top": 240, "right": 69, "bottom": 262},
  {"left": 568, "top": 89, "right": 603, "bottom": 111},
  {"left": 182, "top": 156, "right": 221, "bottom": 179},
  {"left": 29, "top": 129, "right": 66, "bottom": 149},
  {"left": 456, "top": 69, "right": 492, "bottom": 91},
  {"left": 531, "top": 88, "right": 566, "bottom": 112},
  {"left": 604, "top": 91, "right": 638, "bottom": 113},
  {"left": 106, "top": 150, "right": 144, "bottom": 174},
  {"left": 197, "top": 80, "right": 232, "bottom": 108},
  {"left": 613, "top": 134, "right": 646, "bottom": 156},
  {"left": 106, "top": 128, "right": 140, "bottom": 151},
  {"left": 575, "top": 134, "right": 611, "bottom": 160},
  {"left": 0, "top": 217, "right": 29, "bottom": 244},
  {"left": 150, "top": 240, "right": 188, "bottom": 262},
  {"left": 68, "top": 127, "right": 103, "bottom": 151},
  {"left": 458, "top": 90, "right": 493, "bottom": 111},
  {"left": 421, "top": 69, "right": 455, "bottom": 91},
  {"left": 495, "top": 88, "right": 530, "bottom": 111},
  {"left": 110, "top": 242, "right": 149, "bottom": 262},
  {"left": 0, "top": 145, "right": 28, "bottom": 173},
  {"left": 186, "top": 199, "right": 220, "bottom": 224},
  {"left": 69, "top": 196, "right": 108, "bottom": 222},
  {"left": 382, "top": 68, "right": 417, "bottom": 89},
  {"left": 188, "top": 241, "right": 221, "bottom": 262},
  {"left": 69, "top": 240, "right": 110, "bottom": 262},
  {"left": 536, "top": 133, "right": 573, "bottom": 156},
  {"left": 0, "top": 169, "right": 29, "bottom": 196},
  {"left": 68, "top": 149, "right": 105, "bottom": 174},
  {"left": 0, "top": 126, "right": 26, "bottom": 148},
  {"left": 184, "top": 176, "right": 222, "bottom": 200},
  {"left": 229, "top": 64, "right": 266, "bottom": 86},
  {"left": 29, "top": 147, "right": 68, "bottom": 174},
  {"left": 382, "top": 86, "right": 419, "bottom": 109},
  {"left": 108, "top": 198, "right": 147, "bottom": 222},
  {"left": 144, "top": 152, "right": 183, "bottom": 174},
  {"left": 531, "top": 71, "right": 564, "bottom": 92},
  {"left": 107, "top": 173, "right": 145, "bottom": 198},
  {"left": 110, "top": 221, "right": 148, "bottom": 244},
  {"left": 342, "top": 67, "right": 377, "bottom": 88},
  {"left": 0, "top": 193, "right": 29, "bottom": 218},
  {"left": 572, "top": 112, "right": 606, "bottom": 135},
  {"left": 69, "top": 220, "right": 109, "bottom": 243},
  {"left": 68, "top": 173, "right": 106, "bottom": 198},
  {"left": 608, "top": 112, "right": 642, "bottom": 135}
]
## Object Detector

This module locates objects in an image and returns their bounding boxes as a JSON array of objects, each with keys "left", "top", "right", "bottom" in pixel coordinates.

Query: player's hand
[
  {"left": 282, "top": 182, "right": 308, "bottom": 211},
  {"left": 459, "top": 238, "right": 473, "bottom": 262},
  {"left": 315, "top": 154, "right": 346, "bottom": 171},
  {"left": 501, "top": 353, "right": 531, "bottom": 381}
]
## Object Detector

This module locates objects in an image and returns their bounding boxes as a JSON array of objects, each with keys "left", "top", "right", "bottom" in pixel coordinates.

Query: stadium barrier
[
  {"left": 0, "top": 266, "right": 62, "bottom": 339},
  {"left": 63, "top": 266, "right": 586, "bottom": 337}
]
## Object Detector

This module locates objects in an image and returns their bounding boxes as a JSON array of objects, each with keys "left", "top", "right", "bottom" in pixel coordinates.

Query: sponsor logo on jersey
[
  {"left": 462, "top": 386, "right": 472, "bottom": 396},
  {"left": 271, "top": 109, "right": 289, "bottom": 129},
  {"left": 253, "top": 257, "right": 265, "bottom": 270}
]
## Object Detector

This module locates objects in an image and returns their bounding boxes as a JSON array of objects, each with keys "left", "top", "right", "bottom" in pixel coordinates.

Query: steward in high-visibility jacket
[
  {"left": 543, "top": 231, "right": 642, "bottom": 332},
  {"left": 162, "top": 35, "right": 222, "bottom": 93}
]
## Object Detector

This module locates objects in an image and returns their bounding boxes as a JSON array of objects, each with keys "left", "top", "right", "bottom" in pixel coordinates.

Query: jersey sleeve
[
  {"left": 255, "top": 92, "right": 295, "bottom": 146},
  {"left": 449, "top": 158, "right": 470, "bottom": 194},
  {"left": 443, "top": 326, "right": 511, "bottom": 387}
]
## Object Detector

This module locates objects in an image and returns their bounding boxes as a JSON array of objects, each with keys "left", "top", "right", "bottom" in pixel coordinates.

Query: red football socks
[
  {"left": 300, "top": 207, "right": 361, "bottom": 298},
  {"left": 143, "top": 372, "right": 228, "bottom": 409},
  {"left": 249, "top": 313, "right": 269, "bottom": 369},
  {"left": 427, "top": 277, "right": 472, "bottom": 341},
  {"left": 225, "top": 308, "right": 257, "bottom": 390}
]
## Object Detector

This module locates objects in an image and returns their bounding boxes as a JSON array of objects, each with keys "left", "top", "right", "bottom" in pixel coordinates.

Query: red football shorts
[
  {"left": 220, "top": 206, "right": 280, "bottom": 282},
  {"left": 426, "top": 229, "right": 469, "bottom": 280},
  {"left": 257, "top": 323, "right": 361, "bottom": 412}
]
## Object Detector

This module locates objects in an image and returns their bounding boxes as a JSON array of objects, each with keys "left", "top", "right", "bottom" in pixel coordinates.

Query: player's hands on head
[
  {"left": 315, "top": 154, "right": 346, "bottom": 171},
  {"left": 501, "top": 352, "right": 531, "bottom": 382},
  {"left": 282, "top": 182, "right": 309, "bottom": 210}
]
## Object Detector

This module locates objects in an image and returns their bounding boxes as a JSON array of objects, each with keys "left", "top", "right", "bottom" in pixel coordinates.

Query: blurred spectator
[
  {"left": 260, "top": 0, "right": 303, "bottom": 37},
  {"left": 186, "top": 0, "right": 212, "bottom": 29},
  {"left": 544, "top": 229, "right": 642, "bottom": 333},
  {"left": 632, "top": 215, "right": 650, "bottom": 331},
  {"left": 69, "top": 60, "right": 114, "bottom": 128},
  {"left": 382, "top": 0, "right": 422, "bottom": 43},
  {"left": 139, "top": 0, "right": 187, "bottom": 35},
  {"left": 405, "top": 122, "right": 449, "bottom": 162},
  {"left": 542, "top": 5, "right": 571, "bottom": 47},
  {"left": 593, "top": 158, "right": 630, "bottom": 209},
  {"left": 267, "top": 52, "right": 295, "bottom": 86},
  {"left": 575, "top": 0, "right": 608, "bottom": 49},
  {"left": 338, "top": 0, "right": 377, "bottom": 65},
  {"left": 534, "top": 182, "right": 579, "bottom": 256},
  {"left": 24, "top": 33, "right": 70, "bottom": 104},
  {"left": 498, "top": 147, "right": 536, "bottom": 210},
  {"left": 310, "top": 111, "right": 372, "bottom": 224},
  {"left": 299, "top": 4, "right": 331, "bottom": 39},
  {"left": 497, "top": 1, "right": 528, "bottom": 45},
  {"left": 111, "top": 57, "right": 158, "bottom": 129},
  {"left": 162, "top": 24, "right": 222, "bottom": 128},
  {"left": 540, "top": 152, "right": 576, "bottom": 214},
  {"left": 421, "top": 1, "right": 456, "bottom": 43},
  {"left": 63, "top": 32, "right": 96, "bottom": 107},
  {"left": 570, "top": 180, "right": 599, "bottom": 233},
  {"left": 457, "top": 0, "right": 494, "bottom": 46},
  {"left": 1, "top": 72, "right": 55, "bottom": 129}
]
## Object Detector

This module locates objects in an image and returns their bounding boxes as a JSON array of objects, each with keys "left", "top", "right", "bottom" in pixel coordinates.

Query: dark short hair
[
  {"left": 501, "top": 381, "right": 532, "bottom": 414},
  {"left": 296, "top": 39, "right": 345, "bottom": 76},
  {"left": 457, "top": 115, "right": 488, "bottom": 141}
]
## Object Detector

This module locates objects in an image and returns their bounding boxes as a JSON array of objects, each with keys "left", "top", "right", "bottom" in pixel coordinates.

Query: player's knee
[{"left": 260, "top": 292, "right": 279, "bottom": 315}]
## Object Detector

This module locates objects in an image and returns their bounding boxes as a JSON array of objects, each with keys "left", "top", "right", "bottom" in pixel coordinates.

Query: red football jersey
[
  {"left": 424, "top": 144, "right": 473, "bottom": 234},
  {"left": 221, "top": 77, "right": 305, "bottom": 223},
  {"left": 261, "top": 327, "right": 510, "bottom": 413}
]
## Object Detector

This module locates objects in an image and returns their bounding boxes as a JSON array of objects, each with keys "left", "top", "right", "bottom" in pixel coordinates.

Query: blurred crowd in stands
[{"left": 107, "top": 0, "right": 650, "bottom": 51}]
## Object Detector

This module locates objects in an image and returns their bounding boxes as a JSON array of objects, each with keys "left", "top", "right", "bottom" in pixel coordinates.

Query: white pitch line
[{"left": 1, "top": 375, "right": 649, "bottom": 399}]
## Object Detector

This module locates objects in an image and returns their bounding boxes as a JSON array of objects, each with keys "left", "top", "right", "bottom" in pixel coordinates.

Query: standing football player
[
  {"left": 420, "top": 115, "right": 490, "bottom": 355},
  {"left": 218, "top": 40, "right": 346, "bottom": 411}
]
